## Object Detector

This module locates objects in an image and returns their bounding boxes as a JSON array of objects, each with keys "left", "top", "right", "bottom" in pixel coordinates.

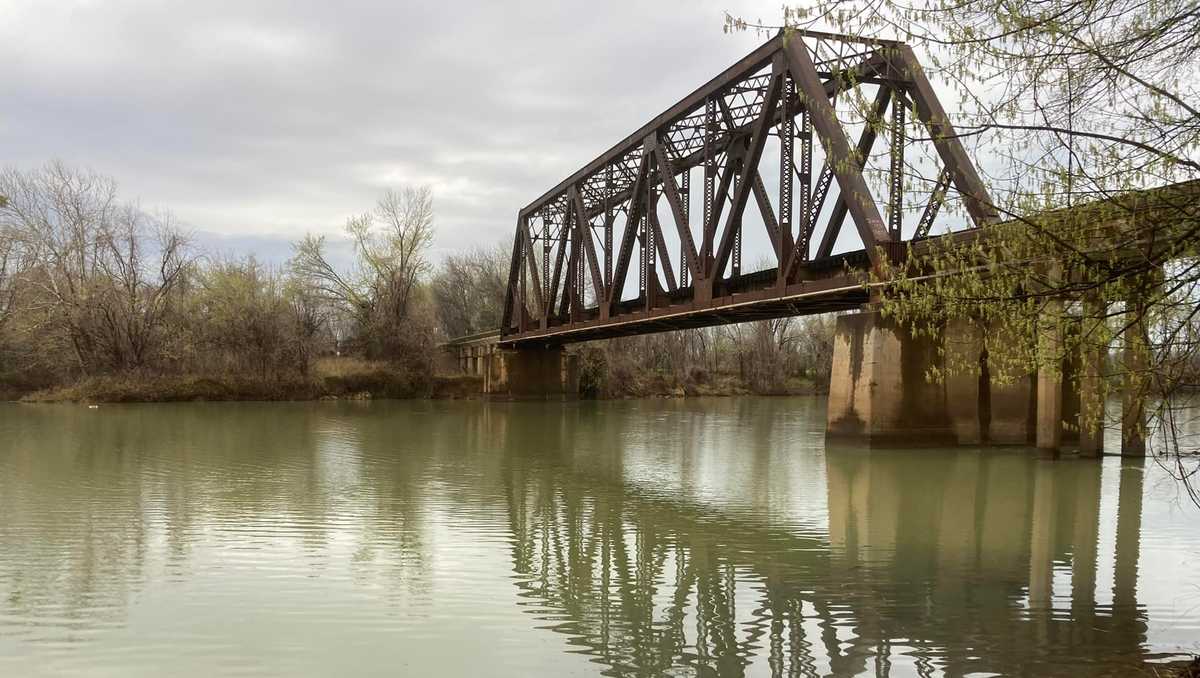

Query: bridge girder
[{"left": 501, "top": 30, "right": 996, "bottom": 347}]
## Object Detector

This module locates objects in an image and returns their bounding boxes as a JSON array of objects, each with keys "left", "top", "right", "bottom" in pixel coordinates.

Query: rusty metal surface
[{"left": 499, "top": 31, "right": 995, "bottom": 347}]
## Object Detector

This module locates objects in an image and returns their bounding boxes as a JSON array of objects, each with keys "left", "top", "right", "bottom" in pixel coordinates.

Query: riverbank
[
  {"left": 13, "top": 358, "right": 482, "bottom": 403},
  {"left": 7, "top": 356, "right": 825, "bottom": 404},
  {"left": 11, "top": 371, "right": 823, "bottom": 403}
]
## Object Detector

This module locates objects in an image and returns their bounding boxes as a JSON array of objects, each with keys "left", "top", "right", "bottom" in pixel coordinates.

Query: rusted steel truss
[{"left": 500, "top": 31, "right": 996, "bottom": 346}]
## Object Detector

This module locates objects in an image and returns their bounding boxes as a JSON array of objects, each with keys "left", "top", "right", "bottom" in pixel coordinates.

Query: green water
[{"left": 0, "top": 398, "right": 1196, "bottom": 677}]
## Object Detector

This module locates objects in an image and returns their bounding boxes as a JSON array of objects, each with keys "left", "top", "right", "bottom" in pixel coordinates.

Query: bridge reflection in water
[
  {"left": 0, "top": 400, "right": 1168, "bottom": 677},
  {"left": 495, "top": 405, "right": 1149, "bottom": 677}
]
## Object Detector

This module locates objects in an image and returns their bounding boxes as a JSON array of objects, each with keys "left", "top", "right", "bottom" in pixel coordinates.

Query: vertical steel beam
[
  {"left": 888, "top": 93, "right": 906, "bottom": 241},
  {"left": 783, "top": 39, "right": 890, "bottom": 263},
  {"left": 680, "top": 168, "right": 690, "bottom": 288},
  {"left": 604, "top": 165, "right": 613, "bottom": 292},
  {"left": 712, "top": 59, "right": 784, "bottom": 287},
  {"left": 702, "top": 97, "right": 717, "bottom": 280},
  {"left": 518, "top": 243, "right": 527, "bottom": 333},
  {"left": 643, "top": 181, "right": 656, "bottom": 311},
  {"left": 778, "top": 72, "right": 795, "bottom": 281},
  {"left": 541, "top": 214, "right": 551, "bottom": 327}
]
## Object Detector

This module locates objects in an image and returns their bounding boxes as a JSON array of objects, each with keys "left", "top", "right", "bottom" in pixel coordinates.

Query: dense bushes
[{"left": 573, "top": 318, "right": 835, "bottom": 398}]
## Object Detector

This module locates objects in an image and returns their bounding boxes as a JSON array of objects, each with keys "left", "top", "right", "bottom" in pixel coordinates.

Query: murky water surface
[{"left": 0, "top": 398, "right": 1197, "bottom": 677}]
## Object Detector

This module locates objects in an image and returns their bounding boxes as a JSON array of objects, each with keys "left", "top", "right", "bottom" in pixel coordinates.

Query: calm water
[{"left": 0, "top": 398, "right": 1197, "bottom": 677}]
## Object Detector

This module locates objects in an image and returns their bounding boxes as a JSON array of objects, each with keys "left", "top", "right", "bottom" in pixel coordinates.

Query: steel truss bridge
[{"left": 500, "top": 30, "right": 997, "bottom": 347}]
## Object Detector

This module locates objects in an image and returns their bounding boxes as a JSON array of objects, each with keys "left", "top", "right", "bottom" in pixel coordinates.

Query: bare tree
[
  {"left": 92, "top": 206, "right": 191, "bottom": 370},
  {"left": 0, "top": 222, "right": 24, "bottom": 333},
  {"left": 430, "top": 242, "right": 509, "bottom": 338},
  {"left": 291, "top": 186, "right": 435, "bottom": 359},
  {"left": 0, "top": 162, "right": 192, "bottom": 374}
]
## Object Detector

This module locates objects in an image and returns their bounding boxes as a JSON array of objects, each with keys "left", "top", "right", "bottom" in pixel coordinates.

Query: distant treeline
[{"left": 0, "top": 161, "right": 834, "bottom": 401}]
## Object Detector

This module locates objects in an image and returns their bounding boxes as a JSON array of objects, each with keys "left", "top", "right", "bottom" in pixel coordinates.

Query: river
[{"left": 0, "top": 398, "right": 1196, "bottom": 677}]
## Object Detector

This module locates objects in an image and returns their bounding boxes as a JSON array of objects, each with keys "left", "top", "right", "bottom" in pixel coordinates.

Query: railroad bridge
[{"left": 449, "top": 30, "right": 1188, "bottom": 455}]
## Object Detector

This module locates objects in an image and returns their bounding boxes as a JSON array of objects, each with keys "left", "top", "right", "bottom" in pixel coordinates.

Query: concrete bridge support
[
  {"left": 441, "top": 331, "right": 579, "bottom": 399},
  {"left": 482, "top": 347, "right": 579, "bottom": 399},
  {"left": 826, "top": 310, "right": 1080, "bottom": 448},
  {"left": 1122, "top": 296, "right": 1150, "bottom": 457},
  {"left": 1078, "top": 294, "right": 1107, "bottom": 457}
]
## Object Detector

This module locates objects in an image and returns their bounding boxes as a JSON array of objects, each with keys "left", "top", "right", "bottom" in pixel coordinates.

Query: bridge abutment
[{"left": 483, "top": 346, "right": 579, "bottom": 399}]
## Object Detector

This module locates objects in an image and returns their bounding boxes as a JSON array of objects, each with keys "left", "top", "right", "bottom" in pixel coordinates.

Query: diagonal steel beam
[
  {"left": 711, "top": 60, "right": 784, "bottom": 285},
  {"left": 571, "top": 187, "right": 606, "bottom": 302},
  {"left": 717, "top": 98, "right": 781, "bottom": 260},
  {"left": 562, "top": 54, "right": 890, "bottom": 227},
  {"left": 815, "top": 86, "right": 893, "bottom": 259},
  {"left": 650, "top": 136, "right": 701, "bottom": 281},
  {"left": 520, "top": 218, "right": 544, "bottom": 312},
  {"left": 915, "top": 167, "right": 953, "bottom": 239},
  {"left": 557, "top": 222, "right": 577, "bottom": 318},
  {"left": 751, "top": 173, "right": 782, "bottom": 256},
  {"left": 646, "top": 205, "right": 678, "bottom": 292},
  {"left": 547, "top": 214, "right": 569, "bottom": 320},
  {"left": 501, "top": 219, "right": 523, "bottom": 331},
  {"left": 893, "top": 45, "right": 999, "bottom": 226},
  {"left": 607, "top": 152, "right": 651, "bottom": 312},
  {"left": 715, "top": 97, "right": 782, "bottom": 259},
  {"left": 783, "top": 38, "right": 890, "bottom": 264}
]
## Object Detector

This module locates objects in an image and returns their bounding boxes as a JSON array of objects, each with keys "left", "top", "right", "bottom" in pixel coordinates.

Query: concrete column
[
  {"left": 1122, "top": 297, "right": 1149, "bottom": 457},
  {"left": 1036, "top": 297, "right": 1064, "bottom": 453},
  {"left": 825, "top": 310, "right": 956, "bottom": 446},
  {"left": 1078, "top": 294, "right": 1107, "bottom": 457}
]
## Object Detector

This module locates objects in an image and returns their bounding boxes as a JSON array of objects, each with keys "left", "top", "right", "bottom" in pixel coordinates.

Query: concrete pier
[
  {"left": 474, "top": 346, "right": 578, "bottom": 399},
  {"left": 825, "top": 311, "right": 958, "bottom": 445},
  {"left": 1036, "top": 298, "right": 1064, "bottom": 453},
  {"left": 1122, "top": 298, "right": 1149, "bottom": 457},
  {"left": 1078, "top": 295, "right": 1107, "bottom": 457},
  {"left": 440, "top": 331, "right": 580, "bottom": 399},
  {"left": 827, "top": 310, "right": 1078, "bottom": 447}
]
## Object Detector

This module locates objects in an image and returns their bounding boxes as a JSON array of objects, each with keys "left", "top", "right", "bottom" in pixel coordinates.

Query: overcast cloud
[{"left": 1, "top": 0, "right": 790, "bottom": 263}]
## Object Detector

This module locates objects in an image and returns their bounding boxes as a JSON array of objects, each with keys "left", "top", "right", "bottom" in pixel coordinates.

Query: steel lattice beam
[{"left": 499, "top": 31, "right": 997, "bottom": 345}]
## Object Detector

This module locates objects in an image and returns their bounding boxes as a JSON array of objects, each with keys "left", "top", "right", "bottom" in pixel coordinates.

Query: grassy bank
[{"left": 16, "top": 357, "right": 482, "bottom": 403}]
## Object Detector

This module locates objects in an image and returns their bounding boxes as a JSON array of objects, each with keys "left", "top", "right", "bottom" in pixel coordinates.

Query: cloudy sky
[{"left": 1, "top": 0, "right": 792, "bottom": 263}]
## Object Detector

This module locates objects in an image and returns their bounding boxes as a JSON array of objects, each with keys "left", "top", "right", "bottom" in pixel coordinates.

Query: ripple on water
[{"left": 0, "top": 399, "right": 1198, "bottom": 677}]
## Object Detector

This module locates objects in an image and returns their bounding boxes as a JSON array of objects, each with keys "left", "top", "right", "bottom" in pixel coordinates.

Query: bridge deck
[{"left": 500, "top": 251, "right": 871, "bottom": 347}]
